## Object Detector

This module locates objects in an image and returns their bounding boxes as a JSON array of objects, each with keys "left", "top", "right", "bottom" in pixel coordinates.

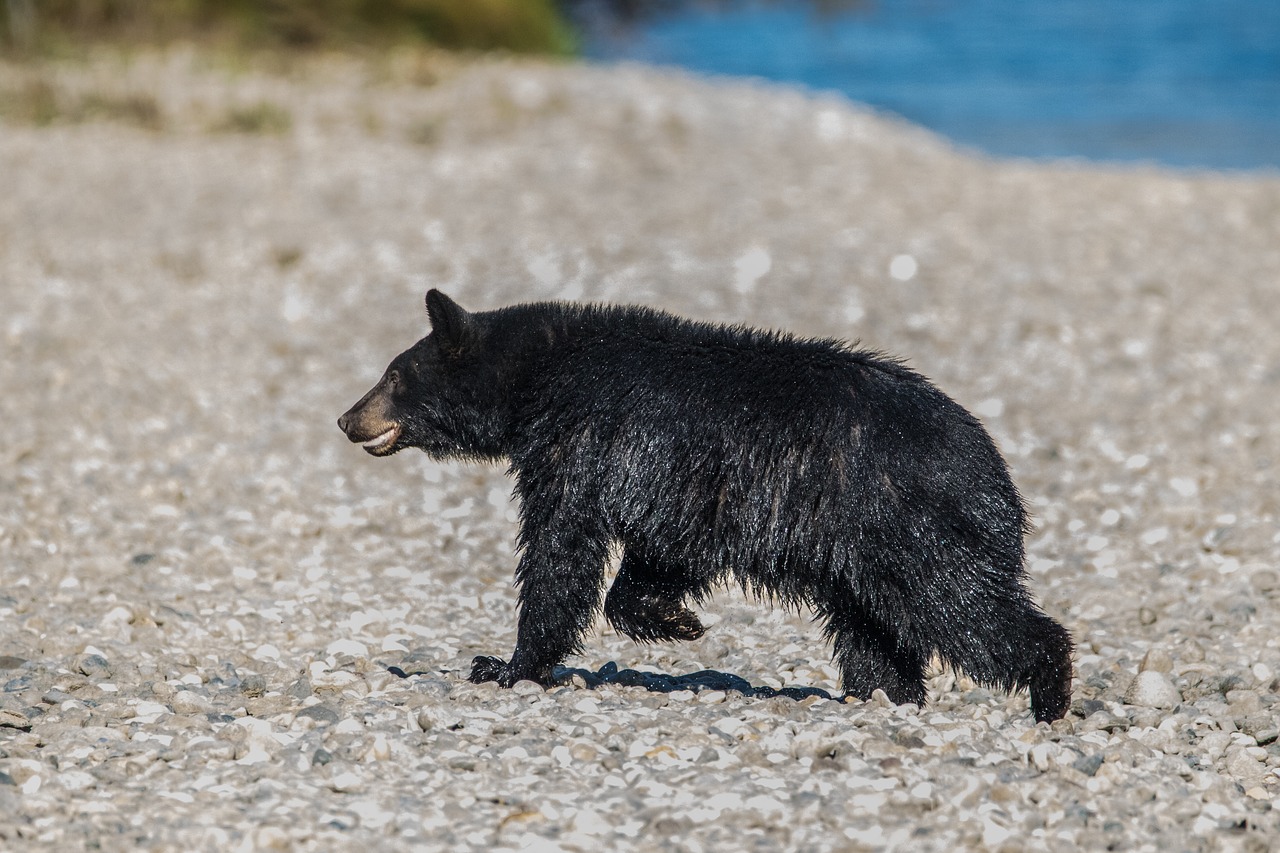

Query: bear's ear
[{"left": 425, "top": 289, "right": 477, "bottom": 352}]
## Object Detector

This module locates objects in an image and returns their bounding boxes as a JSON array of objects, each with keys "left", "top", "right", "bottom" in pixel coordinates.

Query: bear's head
[{"left": 338, "top": 290, "right": 510, "bottom": 461}]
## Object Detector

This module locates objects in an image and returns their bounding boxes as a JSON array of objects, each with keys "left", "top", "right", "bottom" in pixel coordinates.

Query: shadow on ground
[
  {"left": 389, "top": 658, "right": 841, "bottom": 702},
  {"left": 560, "top": 661, "right": 842, "bottom": 701}
]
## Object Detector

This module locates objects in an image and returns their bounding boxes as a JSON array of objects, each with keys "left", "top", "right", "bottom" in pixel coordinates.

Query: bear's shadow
[{"left": 553, "top": 660, "right": 839, "bottom": 702}]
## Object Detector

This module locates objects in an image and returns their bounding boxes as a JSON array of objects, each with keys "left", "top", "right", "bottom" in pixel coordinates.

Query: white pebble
[
  {"left": 364, "top": 733, "right": 391, "bottom": 762},
  {"left": 1141, "top": 527, "right": 1169, "bottom": 545},
  {"left": 571, "top": 808, "right": 613, "bottom": 836},
  {"left": 171, "top": 691, "right": 211, "bottom": 715},
  {"left": 733, "top": 245, "right": 772, "bottom": 293},
  {"left": 326, "top": 639, "right": 369, "bottom": 658},
  {"left": 889, "top": 254, "right": 918, "bottom": 281},
  {"left": 329, "top": 771, "right": 363, "bottom": 793},
  {"left": 974, "top": 398, "right": 1004, "bottom": 419},
  {"left": 1123, "top": 671, "right": 1181, "bottom": 710}
]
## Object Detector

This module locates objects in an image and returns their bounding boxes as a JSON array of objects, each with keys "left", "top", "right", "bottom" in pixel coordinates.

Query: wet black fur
[{"left": 342, "top": 290, "right": 1073, "bottom": 722}]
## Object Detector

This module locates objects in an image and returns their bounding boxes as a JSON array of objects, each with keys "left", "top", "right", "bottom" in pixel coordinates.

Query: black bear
[{"left": 339, "top": 290, "right": 1073, "bottom": 722}]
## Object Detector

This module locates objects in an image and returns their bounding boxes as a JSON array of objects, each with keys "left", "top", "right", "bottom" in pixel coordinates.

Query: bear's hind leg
[
  {"left": 822, "top": 602, "right": 927, "bottom": 707},
  {"left": 934, "top": 593, "right": 1074, "bottom": 724},
  {"left": 604, "top": 549, "right": 705, "bottom": 644}
]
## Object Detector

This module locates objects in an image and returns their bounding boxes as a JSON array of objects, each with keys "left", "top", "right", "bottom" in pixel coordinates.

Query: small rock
[
  {"left": 0, "top": 708, "right": 31, "bottom": 731},
  {"left": 1226, "top": 689, "right": 1261, "bottom": 715},
  {"left": 1073, "top": 753, "right": 1104, "bottom": 777},
  {"left": 56, "top": 770, "right": 97, "bottom": 792},
  {"left": 1250, "top": 727, "right": 1278, "bottom": 746},
  {"left": 364, "top": 733, "right": 391, "bottom": 761},
  {"left": 1050, "top": 718, "right": 1075, "bottom": 735},
  {"left": 311, "top": 670, "right": 362, "bottom": 692},
  {"left": 1128, "top": 707, "right": 1166, "bottom": 729},
  {"left": 296, "top": 705, "right": 340, "bottom": 725},
  {"left": 326, "top": 639, "right": 369, "bottom": 658},
  {"left": 1180, "top": 643, "right": 1206, "bottom": 663},
  {"left": 413, "top": 678, "right": 452, "bottom": 699},
  {"left": 1028, "top": 743, "right": 1055, "bottom": 771},
  {"left": 76, "top": 654, "right": 111, "bottom": 678},
  {"left": 511, "top": 680, "right": 543, "bottom": 696},
  {"left": 240, "top": 674, "right": 268, "bottom": 698},
  {"left": 286, "top": 677, "right": 312, "bottom": 701},
  {"left": 0, "top": 656, "right": 27, "bottom": 670},
  {"left": 245, "top": 695, "right": 293, "bottom": 717},
  {"left": 253, "top": 826, "right": 293, "bottom": 849},
  {"left": 1138, "top": 648, "right": 1173, "bottom": 674},
  {"left": 1249, "top": 570, "right": 1280, "bottom": 593},
  {"left": 416, "top": 706, "right": 461, "bottom": 731},
  {"left": 892, "top": 730, "right": 926, "bottom": 749},
  {"left": 1123, "top": 671, "right": 1181, "bottom": 710},
  {"left": 1225, "top": 746, "right": 1267, "bottom": 784},
  {"left": 170, "top": 691, "right": 212, "bottom": 715},
  {"left": 329, "top": 771, "right": 363, "bottom": 793}
]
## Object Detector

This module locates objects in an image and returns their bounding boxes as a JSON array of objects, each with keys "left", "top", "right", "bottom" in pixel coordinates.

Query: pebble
[
  {"left": 1225, "top": 747, "right": 1268, "bottom": 784},
  {"left": 76, "top": 654, "right": 112, "bottom": 678},
  {"left": 170, "top": 691, "right": 212, "bottom": 715},
  {"left": 0, "top": 709, "right": 32, "bottom": 730},
  {"left": 1138, "top": 649, "right": 1173, "bottom": 674},
  {"left": 326, "top": 640, "right": 369, "bottom": 659},
  {"left": 329, "top": 772, "right": 364, "bottom": 793},
  {"left": 296, "top": 705, "right": 340, "bottom": 725},
  {"left": 240, "top": 674, "right": 268, "bottom": 698},
  {"left": 1123, "top": 672, "right": 1182, "bottom": 710}
]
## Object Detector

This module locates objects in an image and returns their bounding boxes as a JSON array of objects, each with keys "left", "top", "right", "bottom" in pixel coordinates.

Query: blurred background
[
  {"left": 567, "top": 0, "right": 1280, "bottom": 170},
  {"left": 4, "top": 0, "right": 1279, "bottom": 170}
]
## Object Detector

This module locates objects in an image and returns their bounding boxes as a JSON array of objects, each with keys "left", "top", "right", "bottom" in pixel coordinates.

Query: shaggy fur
[{"left": 339, "top": 290, "right": 1073, "bottom": 722}]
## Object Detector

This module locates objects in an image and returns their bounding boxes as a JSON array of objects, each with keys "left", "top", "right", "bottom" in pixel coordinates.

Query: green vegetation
[
  {"left": 1, "top": 0, "right": 575, "bottom": 56},
  {"left": 0, "top": 74, "right": 163, "bottom": 128},
  {"left": 212, "top": 101, "right": 292, "bottom": 135}
]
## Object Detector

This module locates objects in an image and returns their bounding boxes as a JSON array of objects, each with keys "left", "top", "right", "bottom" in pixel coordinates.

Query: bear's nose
[{"left": 337, "top": 412, "right": 351, "bottom": 434}]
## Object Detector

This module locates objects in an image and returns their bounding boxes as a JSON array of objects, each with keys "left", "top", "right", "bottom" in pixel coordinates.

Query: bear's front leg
[{"left": 468, "top": 528, "right": 608, "bottom": 688}]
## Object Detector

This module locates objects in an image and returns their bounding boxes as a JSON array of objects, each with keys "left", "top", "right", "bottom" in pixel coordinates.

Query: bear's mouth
[{"left": 361, "top": 426, "right": 401, "bottom": 456}]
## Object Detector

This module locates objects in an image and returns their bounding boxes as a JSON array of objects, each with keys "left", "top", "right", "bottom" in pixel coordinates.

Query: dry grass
[
  {"left": 1, "top": 0, "right": 574, "bottom": 56},
  {"left": 0, "top": 72, "right": 162, "bottom": 128}
]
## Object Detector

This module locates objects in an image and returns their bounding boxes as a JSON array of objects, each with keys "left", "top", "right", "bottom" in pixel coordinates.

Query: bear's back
[{"left": 511, "top": 302, "right": 912, "bottom": 427}]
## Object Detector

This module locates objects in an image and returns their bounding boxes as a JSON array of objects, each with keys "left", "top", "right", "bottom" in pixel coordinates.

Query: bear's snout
[{"left": 339, "top": 384, "right": 402, "bottom": 456}]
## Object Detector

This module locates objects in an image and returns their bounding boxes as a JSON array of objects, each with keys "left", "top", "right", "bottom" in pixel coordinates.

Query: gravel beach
[{"left": 3, "top": 52, "right": 1280, "bottom": 851}]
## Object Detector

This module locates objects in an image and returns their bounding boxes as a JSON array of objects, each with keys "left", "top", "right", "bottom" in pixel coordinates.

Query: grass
[
  {"left": 212, "top": 101, "right": 292, "bottom": 135},
  {"left": 0, "top": 73, "right": 163, "bottom": 128},
  {"left": 1, "top": 0, "right": 576, "bottom": 57}
]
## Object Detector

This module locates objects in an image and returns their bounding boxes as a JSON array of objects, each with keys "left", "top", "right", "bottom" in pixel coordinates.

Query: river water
[{"left": 566, "top": 0, "right": 1280, "bottom": 170}]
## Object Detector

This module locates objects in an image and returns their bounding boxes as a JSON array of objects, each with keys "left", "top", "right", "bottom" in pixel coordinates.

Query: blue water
[{"left": 567, "top": 0, "right": 1280, "bottom": 170}]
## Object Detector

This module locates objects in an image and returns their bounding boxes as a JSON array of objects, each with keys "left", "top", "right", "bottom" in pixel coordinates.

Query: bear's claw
[
  {"left": 606, "top": 594, "right": 706, "bottom": 644},
  {"left": 468, "top": 655, "right": 510, "bottom": 686}
]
